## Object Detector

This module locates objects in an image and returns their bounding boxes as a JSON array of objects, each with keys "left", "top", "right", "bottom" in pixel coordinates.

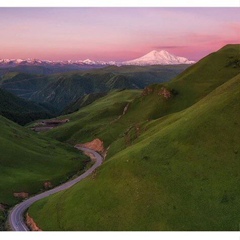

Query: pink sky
[{"left": 0, "top": 8, "right": 239, "bottom": 61}]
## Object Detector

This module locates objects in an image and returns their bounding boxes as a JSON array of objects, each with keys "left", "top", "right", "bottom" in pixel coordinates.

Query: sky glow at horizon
[{"left": 0, "top": 8, "right": 239, "bottom": 61}]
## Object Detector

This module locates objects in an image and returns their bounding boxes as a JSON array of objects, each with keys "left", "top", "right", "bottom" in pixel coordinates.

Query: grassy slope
[
  {"left": 0, "top": 72, "right": 50, "bottom": 99},
  {"left": 0, "top": 88, "right": 46, "bottom": 113},
  {"left": 62, "top": 92, "right": 107, "bottom": 115},
  {"left": 0, "top": 88, "right": 53, "bottom": 125},
  {"left": 44, "top": 89, "right": 142, "bottom": 146},
  {"left": 0, "top": 115, "right": 88, "bottom": 206},
  {"left": 29, "top": 72, "right": 240, "bottom": 231}
]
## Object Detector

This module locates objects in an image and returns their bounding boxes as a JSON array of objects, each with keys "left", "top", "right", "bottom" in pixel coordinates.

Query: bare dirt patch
[
  {"left": 26, "top": 213, "right": 42, "bottom": 231},
  {"left": 13, "top": 192, "right": 29, "bottom": 199},
  {"left": 43, "top": 181, "right": 53, "bottom": 190},
  {"left": 75, "top": 138, "right": 105, "bottom": 153}
]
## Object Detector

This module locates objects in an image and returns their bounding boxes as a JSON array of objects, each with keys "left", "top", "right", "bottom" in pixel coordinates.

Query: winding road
[{"left": 8, "top": 146, "right": 103, "bottom": 231}]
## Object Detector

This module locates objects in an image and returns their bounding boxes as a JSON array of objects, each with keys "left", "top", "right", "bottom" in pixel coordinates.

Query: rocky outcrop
[
  {"left": 141, "top": 87, "right": 154, "bottom": 96},
  {"left": 13, "top": 192, "right": 29, "bottom": 199},
  {"left": 26, "top": 213, "right": 42, "bottom": 231},
  {"left": 158, "top": 87, "right": 172, "bottom": 99},
  {"left": 44, "top": 181, "right": 53, "bottom": 190},
  {"left": 75, "top": 138, "right": 104, "bottom": 153},
  {"left": 142, "top": 86, "right": 175, "bottom": 100}
]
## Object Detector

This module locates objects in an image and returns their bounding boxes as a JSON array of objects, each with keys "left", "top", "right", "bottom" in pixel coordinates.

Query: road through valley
[{"left": 8, "top": 146, "right": 103, "bottom": 231}]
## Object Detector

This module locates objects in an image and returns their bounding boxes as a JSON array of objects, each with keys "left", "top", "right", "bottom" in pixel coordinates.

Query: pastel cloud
[{"left": 0, "top": 8, "right": 239, "bottom": 61}]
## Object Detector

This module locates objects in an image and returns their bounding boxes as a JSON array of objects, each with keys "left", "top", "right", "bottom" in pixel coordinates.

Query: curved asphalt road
[{"left": 8, "top": 147, "right": 103, "bottom": 231}]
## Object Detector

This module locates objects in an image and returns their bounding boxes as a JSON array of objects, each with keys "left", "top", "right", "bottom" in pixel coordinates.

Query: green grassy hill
[
  {"left": 0, "top": 72, "right": 50, "bottom": 99},
  {"left": 0, "top": 88, "right": 54, "bottom": 125},
  {"left": 0, "top": 115, "right": 88, "bottom": 206},
  {"left": 44, "top": 89, "right": 142, "bottom": 146},
  {"left": 29, "top": 71, "right": 240, "bottom": 231},
  {"left": 62, "top": 92, "right": 107, "bottom": 115}
]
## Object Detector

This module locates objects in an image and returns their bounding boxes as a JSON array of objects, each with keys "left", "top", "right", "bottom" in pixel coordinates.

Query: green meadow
[{"left": 0, "top": 115, "right": 88, "bottom": 206}]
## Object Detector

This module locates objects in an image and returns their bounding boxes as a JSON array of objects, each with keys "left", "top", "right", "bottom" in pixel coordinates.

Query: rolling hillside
[
  {"left": 30, "top": 65, "right": 189, "bottom": 111},
  {"left": 1, "top": 65, "right": 189, "bottom": 112},
  {"left": 29, "top": 72, "right": 240, "bottom": 231},
  {"left": 0, "top": 88, "right": 54, "bottom": 125},
  {"left": 0, "top": 72, "right": 50, "bottom": 99},
  {"left": 62, "top": 92, "right": 107, "bottom": 115},
  {"left": 43, "top": 89, "right": 142, "bottom": 145},
  {"left": 0, "top": 115, "right": 88, "bottom": 207}
]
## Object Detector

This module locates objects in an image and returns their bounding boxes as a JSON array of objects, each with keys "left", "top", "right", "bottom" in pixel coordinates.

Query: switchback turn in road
[{"left": 8, "top": 147, "right": 103, "bottom": 231}]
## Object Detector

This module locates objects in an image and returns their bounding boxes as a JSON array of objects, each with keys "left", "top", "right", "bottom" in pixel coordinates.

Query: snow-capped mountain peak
[
  {"left": 82, "top": 59, "right": 95, "bottom": 64},
  {"left": 122, "top": 50, "right": 195, "bottom": 65},
  {"left": 149, "top": 49, "right": 169, "bottom": 56},
  {"left": 15, "top": 59, "right": 24, "bottom": 64}
]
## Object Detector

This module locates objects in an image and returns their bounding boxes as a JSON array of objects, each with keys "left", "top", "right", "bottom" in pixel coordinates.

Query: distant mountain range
[
  {"left": 0, "top": 65, "right": 189, "bottom": 113},
  {"left": 0, "top": 58, "right": 116, "bottom": 67},
  {"left": 0, "top": 50, "right": 195, "bottom": 68}
]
